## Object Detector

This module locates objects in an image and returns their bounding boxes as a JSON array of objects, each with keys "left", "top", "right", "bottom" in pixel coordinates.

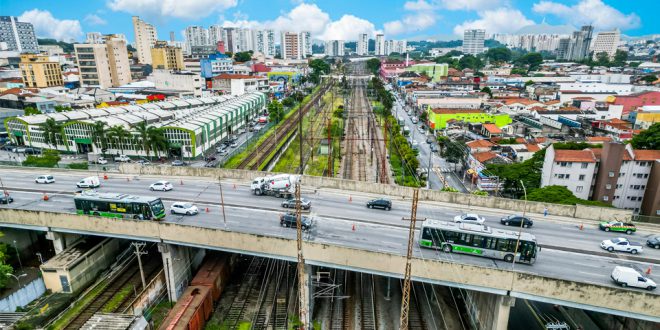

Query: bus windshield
[{"left": 150, "top": 199, "right": 165, "bottom": 219}]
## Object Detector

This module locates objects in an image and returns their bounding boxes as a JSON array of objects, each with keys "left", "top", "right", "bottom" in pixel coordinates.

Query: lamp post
[
  {"left": 6, "top": 273, "right": 27, "bottom": 289},
  {"left": 13, "top": 240, "right": 22, "bottom": 271}
]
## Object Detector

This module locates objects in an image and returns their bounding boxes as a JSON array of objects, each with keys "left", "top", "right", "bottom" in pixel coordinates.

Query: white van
[
  {"left": 76, "top": 176, "right": 101, "bottom": 189},
  {"left": 611, "top": 266, "right": 656, "bottom": 290}
]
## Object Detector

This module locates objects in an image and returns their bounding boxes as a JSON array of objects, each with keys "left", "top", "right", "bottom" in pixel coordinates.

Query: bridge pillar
[
  {"left": 159, "top": 243, "right": 193, "bottom": 302},
  {"left": 466, "top": 290, "right": 515, "bottom": 330},
  {"left": 45, "top": 231, "right": 80, "bottom": 254}
]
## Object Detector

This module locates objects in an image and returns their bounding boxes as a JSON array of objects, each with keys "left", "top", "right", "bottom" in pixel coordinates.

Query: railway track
[
  {"left": 237, "top": 83, "right": 333, "bottom": 170},
  {"left": 408, "top": 282, "right": 428, "bottom": 330},
  {"left": 360, "top": 273, "right": 378, "bottom": 330},
  {"left": 252, "top": 260, "right": 284, "bottom": 329},
  {"left": 221, "top": 257, "right": 266, "bottom": 327},
  {"left": 328, "top": 269, "right": 346, "bottom": 330}
]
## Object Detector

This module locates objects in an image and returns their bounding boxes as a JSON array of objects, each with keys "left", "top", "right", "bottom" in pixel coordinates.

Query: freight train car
[
  {"left": 190, "top": 254, "right": 231, "bottom": 301},
  {"left": 158, "top": 285, "right": 213, "bottom": 330}
]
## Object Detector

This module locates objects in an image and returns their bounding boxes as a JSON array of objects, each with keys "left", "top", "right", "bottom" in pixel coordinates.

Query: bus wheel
[
  {"left": 442, "top": 244, "right": 452, "bottom": 253},
  {"left": 504, "top": 254, "right": 514, "bottom": 263},
  {"left": 133, "top": 215, "right": 140, "bottom": 220}
]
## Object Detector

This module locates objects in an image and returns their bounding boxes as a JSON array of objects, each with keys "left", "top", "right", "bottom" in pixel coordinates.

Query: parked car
[
  {"left": 279, "top": 212, "right": 312, "bottom": 230},
  {"left": 601, "top": 238, "right": 643, "bottom": 254},
  {"left": 1, "top": 144, "right": 15, "bottom": 152},
  {"left": 218, "top": 149, "right": 229, "bottom": 156},
  {"left": 35, "top": 175, "right": 55, "bottom": 184},
  {"left": 0, "top": 193, "right": 13, "bottom": 204},
  {"left": 150, "top": 181, "right": 173, "bottom": 191},
  {"left": 170, "top": 202, "right": 199, "bottom": 215},
  {"left": 204, "top": 156, "right": 217, "bottom": 162},
  {"left": 611, "top": 266, "right": 656, "bottom": 290},
  {"left": 114, "top": 154, "right": 131, "bottom": 162},
  {"left": 500, "top": 215, "right": 533, "bottom": 228},
  {"left": 281, "top": 198, "right": 311, "bottom": 210},
  {"left": 171, "top": 160, "right": 185, "bottom": 166},
  {"left": 24, "top": 147, "right": 40, "bottom": 155},
  {"left": 230, "top": 141, "right": 239, "bottom": 148},
  {"left": 77, "top": 176, "right": 101, "bottom": 188},
  {"left": 136, "top": 159, "right": 151, "bottom": 165},
  {"left": 453, "top": 213, "right": 486, "bottom": 225},
  {"left": 599, "top": 221, "right": 636, "bottom": 235},
  {"left": 647, "top": 235, "right": 660, "bottom": 249},
  {"left": 366, "top": 198, "right": 392, "bottom": 210},
  {"left": 216, "top": 146, "right": 227, "bottom": 153}
]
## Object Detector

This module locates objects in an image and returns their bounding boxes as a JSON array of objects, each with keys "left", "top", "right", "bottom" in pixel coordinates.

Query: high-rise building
[
  {"left": 19, "top": 54, "right": 63, "bottom": 88},
  {"left": 234, "top": 28, "right": 253, "bottom": 53},
  {"left": 253, "top": 30, "right": 275, "bottom": 57},
  {"left": 357, "top": 33, "right": 368, "bottom": 56},
  {"left": 492, "top": 33, "right": 565, "bottom": 52},
  {"left": 325, "top": 40, "right": 345, "bottom": 57},
  {"left": 132, "top": 16, "right": 158, "bottom": 65},
  {"left": 208, "top": 25, "right": 223, "bottom": 46},
  {"left": 463, "top": 29, "right": 485, "bottom": 55},
  {"left": 558, "top": 25, "right": 593, "bottom": 61},
  {"left": 151, "top": 41, "right": 184, "bottom": 70},
  {"left": 74, "top": 34, "right": 131, "bottom": 89},
  {"left": 375, "top": 34, "right": 385, "bottom": 56},
  {"left": 0, "top": 16, "right": 38, "bottom": 53},
  {"left": 86, "top": 32, "right": 103, "bottom": 44},
  {"left": 169, "top": 31, "right": 175, "bottom": 42},
  {"left": 281, "top": 32, "right": 301, "bottom": 59},
  {"left": 222, "top": 27, "right": 237, "bottom": 53},
  {"left": 384, "top": 40, "right": 407, "bottom": 55},
  {"left": 299, "top": 31, "right": 311, "bottom": 57},
  {"left": 591, "top": 29, "right": 620, "bottom": 60},
  {"left": 185, "top": 26, "right": 209, "bottom": 55}
]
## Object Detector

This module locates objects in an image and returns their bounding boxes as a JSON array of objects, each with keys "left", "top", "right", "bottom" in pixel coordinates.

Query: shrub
[{"left": 67, "top": 162, "right": 89, "bottom": 170}]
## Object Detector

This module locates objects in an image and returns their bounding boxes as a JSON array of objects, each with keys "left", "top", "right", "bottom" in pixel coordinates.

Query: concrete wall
[
  {"left": 0, "top": 208, "right": 656, "bottom": 321},
  {"left": 0, "top": 277, "right": 46, "bottom": 312},
  {"left": 119, "top": 164, "right": 634, "bottom": 222},
  {"left": 467, "top": 291, "right": 514, "bottom": 330}
]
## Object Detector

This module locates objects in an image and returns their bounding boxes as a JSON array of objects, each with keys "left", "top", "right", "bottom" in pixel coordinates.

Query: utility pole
[
  {"left": 295, "top": 183, "right": 309, "bottom": 329},
  {"left": 327, "top": 118, "right": 332, "bottom": 177},
  {"left": 132, "top": 242, "right": 147, "bottom": 289},
  {"left": 400, "top": 189, "right": 425, "bottom": 330},
  {"left": 299, "top": 90, "right": 304, "bottom": 174},
  {"left": 219, "top": 180, "right": 227, "bottom": 229}
]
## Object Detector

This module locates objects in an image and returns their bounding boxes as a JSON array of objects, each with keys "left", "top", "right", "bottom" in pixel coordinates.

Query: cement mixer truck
[{"left": 251, "top": 174, "right": 300, "bottom": 198}]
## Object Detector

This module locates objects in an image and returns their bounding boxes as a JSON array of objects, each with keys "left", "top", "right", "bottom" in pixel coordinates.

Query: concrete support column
[
  {"left": 45, "top": 231, "right": 80, "bottom": 254},
  {"left": 306, "top": 264, "right": 314, "bottom": 327},
  {"left": 158, "top": 243, "right": 193, "bottom": 302},
  {"left": 493, "top": 296, "right": 515, "bottom": 330},
  {"left": 466, "top": 290, "right": 515, "bottom": 330}
]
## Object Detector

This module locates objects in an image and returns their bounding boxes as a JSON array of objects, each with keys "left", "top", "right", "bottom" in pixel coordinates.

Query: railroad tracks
[
  {"left": 237, "top": 83, "right": 333, "bottom": 171},
  {"left": 221, "top": 257, "right": 266, "bottom": 327}
]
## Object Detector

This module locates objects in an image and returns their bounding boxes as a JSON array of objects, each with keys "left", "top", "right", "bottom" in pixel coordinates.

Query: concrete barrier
[
  {"left": 0, "top": 208, "right": 656, "bottom": 321},
  {"left": 118, "top": 164, "right": 633, "bottom": 222}
]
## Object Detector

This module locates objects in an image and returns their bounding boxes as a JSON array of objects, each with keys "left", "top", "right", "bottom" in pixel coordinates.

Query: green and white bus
[
  {"left": 74, "top": 192, "right": 166, "bottom": 220},
  {"left": 419, "top": 220, "right": 539, "bottom": 264}
]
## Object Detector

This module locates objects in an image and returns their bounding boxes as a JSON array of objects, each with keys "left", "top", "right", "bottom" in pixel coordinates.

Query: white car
[
  {"left": 150, "top": 181, "right": 173, "bottom": 191},
  {"left": 35, "top": 175, "right": 55, "bottom": 184},
  {"left": 600, "top": 237, "right": 643, "bottom": 254},
  {"left": 453, "top": 213, "right": 486, "bottom": 225},
  {"left": 611, "top": 266, "right": 656, "bottom": 290},
  {"left": 170, "top": 202, "right": 198, "bottom": 215}
]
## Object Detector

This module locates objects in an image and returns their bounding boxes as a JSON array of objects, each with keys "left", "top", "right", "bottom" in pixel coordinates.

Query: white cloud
[
  {"left": 384, "top": 1, "right": 438, "bottom": 36},
  {"left": 453, "top": 8, "right": 534, "bottom": 35},
  {"left": 83, "top": 14, "right": 107, "bottom": 26},
  {"left": 533, "top": 0, "right": 640, "bottom": 30},
  {"left": 321, "top": 15, "right": 378, "bottom": 40},
  {"left": 18, "top": 9, "right": 82, "bottom": 42},
  {"left": 439, "top": 0, "right": 502, "bottom": 10},
  {"left": 403, "top": 0, "right": 435, "bottom": 11},
  {"left": 108, "top": 0, "right": 237, "bottom": 19}
]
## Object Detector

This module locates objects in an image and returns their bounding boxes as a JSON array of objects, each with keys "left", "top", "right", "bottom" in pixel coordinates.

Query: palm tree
[
  {"left": 41, "top": 118, "right": 62, "bottom": 150},
  {"left": 107, "top": 125, "right": 131, "bottom": 155},
  {"left": 91, "top": 121, "right": 109, "bottom": 156},
  {"left": 147, "top": 127, "right": 167, "bottom": 159},
  {"left": 133, "top": 121, "right": 151, "bottom": 159}
]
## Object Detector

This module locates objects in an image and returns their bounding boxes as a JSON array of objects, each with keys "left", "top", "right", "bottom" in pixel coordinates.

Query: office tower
[
  {"left": 299, "top": 31, "right": 311, "bottom": 57},
  {"left": 208, "top": 25, "right": 223, "bottom": 46},
  {"left": 591, "top": 29, "right": 620, "bottom": 60},
  {"left": 325, "top": 40, "right": 345, "bottom": 56},
  {"left": 170, "top": 31, "right": 175, "bottom": 42},
  {"left": 557, "top": 25, "right": 593, "bottom": 61},
  {"left": 253, "top": 29, "right": 275, "bottom": 56},
  {"left": 0, "top": 16, "right": 38, "bottom": 53},
  {"left": 132, "top": 16, "right": 158, "bottom": 65},
  {"left": 357, "top": 33, "right": 368, "bottom": 55},
  {"left": 151, "top": 41, "right": 184, "bottom": 70},
  {"left": 19, "top": 54, "right": 63, "bottom": 87},
  {"left": 375, "top": 34, "right": 385, "bottom": 56},
  {"left": 463, "top": 29, "right": 485, "bottom": 55},
  {"left": 74, "top": 34, "right": 131, "bottom": 88}
]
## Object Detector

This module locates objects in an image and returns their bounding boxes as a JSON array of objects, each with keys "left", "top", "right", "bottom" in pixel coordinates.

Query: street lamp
[
  {"left": 6, "top": 273, "right": 27, "bottom": 288},
  {"left": 13, "top": 240, "right": 22, "bottom": 271}
]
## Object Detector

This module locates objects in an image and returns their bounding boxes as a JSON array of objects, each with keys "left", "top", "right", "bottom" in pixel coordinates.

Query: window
[
  {"left": 560, "top": 162, "right": 568, "bottom": 167},
  {"left": 579, "top": 174, "right": 585, "bottom": 181},
  {"left": 565, "top": 174, "right": 570, "bottom": 179},
  {"left": 608, "top": 171, "right": 615, "bottom": 177},
  {"left": 581, "top": 163, "right": 588, "bottom": 168},
  {"left": 576, "top": 186, "right": 583, "bottom": 192},
  {"left": 606, "top": 184, "right": 611, "bottom": 190},
  {"left": 614, "top": 195, "right": 619, "bottom": 200},
  {"left": 603, "top": 196, "right": 609, "bottom": 201},
  {"left": 644, "top": 174, "right": 649, "bottom": 178}
]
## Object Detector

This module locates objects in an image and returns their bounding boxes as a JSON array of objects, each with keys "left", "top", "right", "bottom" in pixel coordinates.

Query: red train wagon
[
  {"left": 158, "top": 285, "right": 213, "bottom": 330},
  {"left": 190, "top": 254, "right": 231, "bottom": 302}
]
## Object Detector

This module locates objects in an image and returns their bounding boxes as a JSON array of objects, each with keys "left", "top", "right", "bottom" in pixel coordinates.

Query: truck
[
  {"left": 251, "top": 174, "right": 300, "bottom": 198},
  {"left": 114, "top": 154, "right": 131, "bottom": 162},
  {"left": 600, "top": 237, "right": 643, "bottom": 254},
  {"left": 87, "top": 153, "right": 108, "bottom": 164}
]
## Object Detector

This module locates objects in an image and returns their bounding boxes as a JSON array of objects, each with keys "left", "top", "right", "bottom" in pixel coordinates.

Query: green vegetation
[
  {"left": 366, "top": 58, "right": 381, "bottom": 76},
  {"left": 145, "top": 301, "right": 172, "bottom": 329},
  {"left": 486, "top": 150, "right": 545, "bottom": 199},
  {"left": 497, "top": 137, "right": 519, "bottom": 144},
  {"left": 15, "top": 292, "right": 73, "bottom": 329},
  {"left": 630, "top": 122, "right": 659, "bottom": 150},
  {"left": 54, "top": 105, "right": 72, "bottom": 113},
  {"left": 50, "top": 278, "right": 111, "bottom": 330},
  {"left": 0, "top": 232, "right": 13, "bottom": 289},
  {"left": 527, "top": 185, "right": 612, "bottom": 207},
  {"left": 67, "top": 162, "right": 89, "bottom": 170},
  {"left": 473, "top": 190, "right": 489, "bottom": 196},
  {"left": 485, "top": 47, "right": 512, "bottom": 63},
  {"left": 268, "top": 99, "right": 285, "bottom": 123},
  {"left": 441, "top": 187, "right": 459, "bottom": 192},
  {"left": 480, "top": 87, "right": 493, "bottom": 98},
  {"left": 37, "top": 38, "right": 74, "bottom": 53},
  {"left": 308, "top": 59, "right": 331, "bottom": 84},
  {"left": 233, "top": 51, "right": 253, "bottom": 62},
  {"left": 641, "top": 74, "right": 658, "bottom": 84},
  {"left": 23, "top": 107, "right": 40, "bottom": 116},
  {"left": 101, "top": 284, "right": 133, "bottom": 313},
  {"left": 23, "top": 150, "right": 61, "bottom": 167},
  {"left": 514, "top": 52, "right": 543, "bottom": 72}
]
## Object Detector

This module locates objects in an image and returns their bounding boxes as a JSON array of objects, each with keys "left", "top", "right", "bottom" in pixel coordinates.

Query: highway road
[{"left": 0, "top": 168, "right": 658, "bottom": 298}]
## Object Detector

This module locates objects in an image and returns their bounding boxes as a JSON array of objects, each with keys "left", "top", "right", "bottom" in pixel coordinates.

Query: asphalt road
[{"left": 0, "top": 169, "right": 658, "bottom": 297}]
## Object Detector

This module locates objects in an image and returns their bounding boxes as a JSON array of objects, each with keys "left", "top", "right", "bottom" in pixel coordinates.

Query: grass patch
[
  {"left": 49, "top": 279, "right": 110, "bottom": 330},
  {"left": 101, "top": 284, "right": 133, "bottom": 313},
  {"left": 67, "top": 162, "right": 89, "bottom": 170},
  {"left": 144, "top": 301, "right": 172, "bottom": 329}
]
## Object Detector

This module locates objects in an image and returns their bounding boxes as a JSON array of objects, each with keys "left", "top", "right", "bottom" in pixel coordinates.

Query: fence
[{"left": 0, "top": 277, "right": 46, "bottom": 312}]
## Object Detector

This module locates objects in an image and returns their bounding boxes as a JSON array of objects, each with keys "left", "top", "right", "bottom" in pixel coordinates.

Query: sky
[{"left": 1, "top": 0, "right": 657, "bottom": 44}]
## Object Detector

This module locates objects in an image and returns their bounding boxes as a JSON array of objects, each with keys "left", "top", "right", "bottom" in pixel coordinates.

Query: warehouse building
[{"left": 4, "top": 92, "right": 266, "bottom": 159}]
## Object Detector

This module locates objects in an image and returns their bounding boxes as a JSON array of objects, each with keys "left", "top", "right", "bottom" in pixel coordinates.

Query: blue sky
[{"left": 1, "top": 0, "right": 657, "bottom": 43}]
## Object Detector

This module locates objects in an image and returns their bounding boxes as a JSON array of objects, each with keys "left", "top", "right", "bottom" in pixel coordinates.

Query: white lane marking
[{"left": 578, "top": 271, "right": 606, "bottom": 278}]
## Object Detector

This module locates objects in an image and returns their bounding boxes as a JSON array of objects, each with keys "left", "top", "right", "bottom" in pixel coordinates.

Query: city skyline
[{"left": 1, "top": 0, "right": 656, "bottom": 44}]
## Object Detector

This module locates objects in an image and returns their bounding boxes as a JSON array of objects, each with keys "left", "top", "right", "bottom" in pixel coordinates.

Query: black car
[
  {"left": 647, "top": 235, "right": 660, "bottom": 249},
  {"left": 24, "top": 147, "right": 40, "bottom": 155},
  {"left": 367, "top": 198, "right": 392, "bottom": 210},
  {"left": 280, "top": 212, "right": 312, "bottom": 230},
  {"left": 0, "top": 193, "right": 13, "bottom": 204},
  {"left": 281, "top": 198, "right": 311, "bottom": 210},
  {"left": 500, "top": 215, "right": 533, "bottom": 228}
]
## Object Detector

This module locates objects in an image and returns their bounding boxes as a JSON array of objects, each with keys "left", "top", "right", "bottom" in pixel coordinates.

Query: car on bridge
[
  {"left": 281, "top": 198, "right": 311, "bottom": 210},
  {"left": 599, "top": 221, "right": 636, "bottom": 235},
  {"left": 170, "top": 202, "right": 199, "bottom": 216},
  {"left": 454, "top": 213, "right": 486, "bottom": 225},
  {"left": 500, "top": 215, "right": 533, "bottom": 228},
  {"left": 647, "top": 235, "right": 660, "bottom": 249},
  {"left": 150, "top": 181, "right": 173, "bottom": 191},
  {"left": 0, "top": 193, "right": 13, "bottom": 204},
  {"left": 611, "top": 266, "right": 656, "bottom": 291},
  {"left": 35, "top": 175, "right": 55, "bottom": 184},
  {"left": 600, "top": 238, "right": 643, "bottom": 254},
  {"left": 279, "top": 212, "right": 311, "bottom": 230},
  {"left": 366, "top": 198, "right": 391, "bottom": 210}
]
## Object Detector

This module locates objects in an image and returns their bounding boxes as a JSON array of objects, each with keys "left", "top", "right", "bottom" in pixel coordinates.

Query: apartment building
[
  {"left": 385, "top": 40, "right": 407, "bottom": 55},
  {"left": 132, "top": 16, "right": 158, "bottom": 65},
  {"left": 325, "top": 40, "right": 345, "bottom": 57},
  {"left": 211, "top": 74, "right": 268, "bottom": 96},
  {"left": 357, "top": 33, "right": 368, "bottom": 56},
  {"left": 19, "top": 54, "right": 63, "bottom": 88},
  {"left": 185, "top": 26, "right": 209, "bottom": 54},
  {"left": 280, "top": 31, "right": 311, "bottom": 60},
  {"left": 463, "top": 29, "right": 485, "bottom": 55},
  {"left": 151, "top": 41, "right": 184, "bottom": 70},
  {"left": 375, "top": 34, "right": 385, "bottom": 56},
  {"left": 253, "top": 30, "right": 275, "bottom": 57},
  {"left": 74, "top": 34, "right": 132, "bottom": 89},
  {"left": 591, "top": 29, "right": 620, "bottom": 60},
  {"left": 557, "top": 25, "right": 593, "bottom": 61},
  {"left": 0, "top": 16, "right": 38, "bottom": 53},
  {"left": 541, "top": 143, "right": 660, "bottom": 214}
]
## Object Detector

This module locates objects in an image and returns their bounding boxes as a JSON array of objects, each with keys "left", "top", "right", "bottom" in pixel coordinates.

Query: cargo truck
[{"left": 251, "top": 174, "right": 300, "bottom": 198}]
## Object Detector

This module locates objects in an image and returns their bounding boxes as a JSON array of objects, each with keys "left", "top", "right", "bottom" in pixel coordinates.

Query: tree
[
  {"left": 613, "top": 50, "right": 628, "bottom": 66},
  {"left": 134, "top": 121, "right": 151, "bottom": 159},
  {"left": 308, "top": 59, "right": 331, "bottom": 84},
  {"left": 524, "top": 80, "right": 534, "bottom": 87},
  {"left": 0, "top": 232, "right": 13, "bottom": 289},
  {"left": 458, "top": 55, "right": 482, "bottom": 70},
  {"left": 436, "top": 136, "right": 448, "bottom": 155},
  {"left": 366, "top": 58, "right": 381, "bottom": 76},
  {"left": 485, "top": 47, "right": 512, "bottom": 63},
  {"left": 641, "top": 75, "right": 657, "bottom": 84},
  {"left": 41, "top": 118, "right": 62, "bottom": 150},
  {"left": 443, "top": 140, "right": 467, "bottom": 170},
  {"left": 515, "top": 52, "right": 543, "bottom": 71},
  {"left": 23, "top": 107, "right": 39, "bottom": 116},
  {"left": 234, "top": 51, "right": 253, "bottom": 62},
  {"left": 630, "top": 122, "right": 660, "bottom": 150},
  {"left": 108, "top": 125, "right": 131, "bottom": 155},
  {"left": 595, "top": 52, "right": 610, "bottom": 66},
  {"left": 511, "top": 68, "right": 527, "bottom": 75},
  {"left": 147, "top": 127, "right": 167, "bottom": 158},
  {"left": 486, "top": 150, "right": 545, "bottom": 198},
  {"left": 268, "top": 100, "right": 285, "bottom": 123},
  {"left": 281, "top": 97, "right": 295, "bottom": 108},
  {"left": 54, "top": 105, "right": 71, "bottom": 113},
  {"left": 527, "top": 185, "right": 611, "bottom": 207},
  {"left": 91, "top": 121, "right": 109, "bottom": 156},
  {"left": 480, "top": 87, "right": 493, "bottom": 98}
]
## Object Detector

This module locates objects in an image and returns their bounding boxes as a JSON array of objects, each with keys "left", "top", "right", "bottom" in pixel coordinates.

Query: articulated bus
[
  {"left": 74, "top": 192, "right": 166, "bottom": 220},
  {"left": 419, "top": 220, "right": 539, "bottom": 264}
]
